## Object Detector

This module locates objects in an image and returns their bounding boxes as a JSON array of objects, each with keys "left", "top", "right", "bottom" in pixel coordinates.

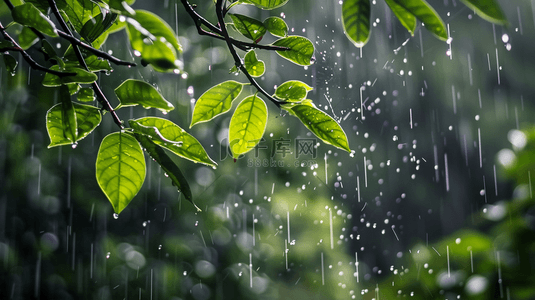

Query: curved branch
[
  {"left": 0, "top": 22, "right": 73, "bottom": 77},
  {"left": 214, "top": 0, "right": 286, "bottom": 108},
  {"left": 180, "top": 0, "right": 290, "bottom": 52}
]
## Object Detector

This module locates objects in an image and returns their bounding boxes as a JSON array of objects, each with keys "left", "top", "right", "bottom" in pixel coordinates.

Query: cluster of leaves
[
  {"left": 341, "top": 0, "right": 507, "bottom": 47},
  {"left": 0, "top": 0, "right": 352, "bottom": 216}
]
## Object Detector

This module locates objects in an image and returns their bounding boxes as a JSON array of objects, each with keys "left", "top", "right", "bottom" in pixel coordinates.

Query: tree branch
[
  {"left": 214, "top": 0, "right": 286, "bottom": 108},
  {"left": 56, "top": 30, "right": 136, "bottom": 67},
  {"left": 180, "top": 0, "right": 290, "bottom": 52},
  {"left": 0, "top": 21, "right": 73, "bottom": 77}
]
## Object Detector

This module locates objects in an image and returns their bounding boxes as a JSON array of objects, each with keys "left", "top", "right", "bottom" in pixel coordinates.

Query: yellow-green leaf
[
  {"left": 190, "top": 81, "right": 245, "bottom": 127},
  {"left": 342, "top": 0, "right": 371, "bottom": 47},
  {"left": 459, "top": 0, "right": 507, "bottom": 25},
  {"left": 114, "top": 79, "right": 174, "bottom": 112},
  {"left": 288, "top": 104, "right": 350, "bottom": 152},
  {"left": 228, "top": 95, "right": 268, "bottom": 158},
  {"left": 273, "top": 36, "right": 314, "bottom": 66},
  {"left": 388, "top": 0, "right": 447, "bottom": 40},
  {"left": 385, "top": 0, "right": 417, "bottom": 35},
  {"left": 244, "top": 50, "right": 265, "bottom": 77},
  {"left": 96, "top": 132, "right": 146, "bottom": 215},
  {"left": 129, "top": 117, "right": 217, "bottom": 167},
  {"left": 46, "top": 103, "right": 102, "bottom": 148}
]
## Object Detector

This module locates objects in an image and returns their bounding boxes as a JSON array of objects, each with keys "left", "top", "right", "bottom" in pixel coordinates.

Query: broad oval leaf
[
  {"left": 244, "top": 50, "right": 265, "bottom": 77},
  {"left": 459, "top": 0, "right": 507, "bottom": 25},
  {"left": 46, "top": 102, "right": 102, "bottom": 147},
  {"left": 385, "top": 0, "right": 417, "bottom": 35},
  {"left": 190, "top": 81, "right": 245, "bottom": 127},
  {"left": 12, "top": 3, "right": 58, "bottom": 37},
  {"left": 18, "top": 27, "right": 39, "bottom": 50},
  {"left": 115, "top": 79, "right": 174, "bottom": 112},
  {"left": 342, "top": 0, "right": 371, "bottom": 47},
  {"left": 240, "top": 0, "right": 289, "bottom": 10},
  {"left": 389, "top": 0, "right": 447, "bottom": 40},
  {"left": 230, "top": 14, "right": 266, "bottom": 42},
  {"left": 273, "top": 36, "right": 314, "bottom": 66},
  {"left": 129, "top": 117, "right": 217, "bottom": 167},
  {"left": 275, "top": 80, "right": 313, "bottom": 102},
  {"left": 134, "top": 134, "right": 196, "bottom": 210},
  {"left": 96, "top": 132, "right": 146, "bottom": 215},
  {"left": 140, "top": 39, "right": 180, "bottom": 72},
  {"left": 126, "top": 20, "right": 180, "bottom": 72},
  {"left": 228, "top": 95, "right": 268, "bottom": 158},
  {"left": 263, "top": 16, "right": 288, "bottom": 37},
  {"left": 42, "top": 66, "right": 98, "bottom": 87},
  {"left": 288, "top": 104, "right": 350, "bottom": 152},
  {"left": 133, "top": 10, "right": 182, "bottom": 53}
]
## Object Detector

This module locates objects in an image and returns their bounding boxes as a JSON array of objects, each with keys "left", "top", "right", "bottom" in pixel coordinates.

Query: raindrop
[{"left": 113, "top": 213, "right": 119, "bottom": 219}]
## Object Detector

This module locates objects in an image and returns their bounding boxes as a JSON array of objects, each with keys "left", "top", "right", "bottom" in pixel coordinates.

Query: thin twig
[
  {"left": 180, "top": 0, "right": 290, "bottom": 52},
  {"left": 214, "top": 0, "right": 286, "bottom": 108},
  {"left": 47, "top": 0, "right": 123, "bottom": 129},
  {"left": 0, "top": 21, "right": 73, "bottom": 77},
  {"left": 56, "top": 30, "right": 136, "bottom": 67}
]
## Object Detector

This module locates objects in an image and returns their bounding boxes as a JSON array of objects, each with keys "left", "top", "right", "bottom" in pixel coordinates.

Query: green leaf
[
  {"left": 114, "top": 79, "right": 174, "bottom": 112},
  {"left": 287, "top": 104, "right": 350, "bottom": 152},
  {"left": 263, "top": 16, "right": 288, "bottom": 37},
  {"left": 42, "top": 66, "right": 98, "bottom": 87},
  {"left": 77, "top": 87, "right": 95, "bottom": 102},
  {"left": 384, "top": 0, "right": 417, "bottom": 35},
  {"left": 229, "top": 14, "right": 266, "bottom": 42},
  {"left": 190, "top": 80, "right": 245, "bottom": 127},
  {"left": 96, "top": 131, "right": 146, "bottom": 215},
  {"left": 126, "top": 20, "right": 180, "bottom": 72},
  {"left": 12, "top": 3, "right": 58, "bottom": 37},
  {"left": 228, "top": 95, "right": 268, "bottom": 158},
  {"left": 275, "top": 80, "right": 313, "bottom": 102},
  {"left": 133, "top": 133, "right": 196, "bottom": 210},
  {"left": 273, "top": 36, "right": 314, "bottom": 66},
  {"left": 240, "top": 0, "right": 289, "bottom": 10},
  {"left": 129, "top": 117, "right": 217, "bottom": 167},
  {"left": 59, "top": 85, "right": 77, "bottom": 142},
  {"left": 56, "top": 0, "right": 101, "bottom": 32},
  {"left": 46, "top": 102, "right": 102, "bottom": 147},
  {"left": 459, "top": 0, "right": 507, "bottom": 25},
  {"left": 80, "top": 12, "right": 118, "bottom": 43},
  {"left": 342, "top": 0, "right": 371, "bottom": 47},
  {"left": 140, "top": 39, "right": 180, "bottom": 72},
  {"left": 106, "top": 0, "right": 136, "bottom": 15},
  {"left": 388, "top": 0, "right": 447, "bottom": 40},
  {"left": 244, "top": 50, "right": 265, "bottom": 77},
  {"left": 18, "top": 27, "right": 39, "bottom": 50},
  {"left": 133, "top": 10, "right": 182, "bottom": 53},
  {"left": 2, "top": 54, "right": 18, "bottom": 74}
]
